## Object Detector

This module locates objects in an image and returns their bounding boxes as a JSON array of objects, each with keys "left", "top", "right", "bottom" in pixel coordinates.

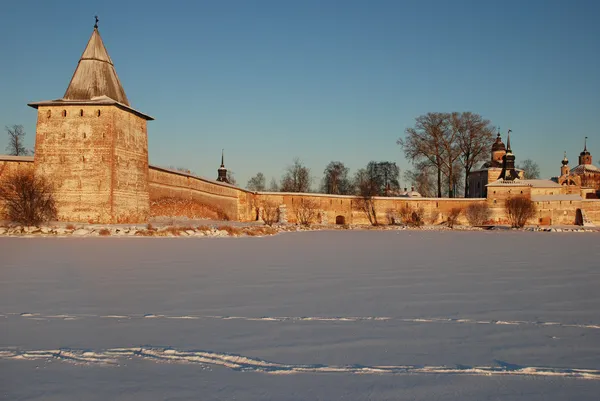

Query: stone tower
[
  {"left": 561, "top": 152, "right": 570, "bottom": 177},
  {"left": 498, "top": 130, "right": 518, "bottom": 181},
  {"left": 579, "top": 137, "right": 592, "bottom": 166},
  {"left": 28, "top": 20, "right": 153, "bottom": 223},
  {"left": 216, "top": 150, "right": 229, "bottom": 183}
]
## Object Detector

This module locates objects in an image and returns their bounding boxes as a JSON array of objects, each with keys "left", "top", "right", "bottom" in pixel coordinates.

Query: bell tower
[
  {"left": 561, "top": 152, "right": 570, "bottom": 177},
  {"left": 28, "top": 18, "right": 153, "bottom": 223},
  {"left": 498, "top": 130, "right": 518, "bottom": 181}
]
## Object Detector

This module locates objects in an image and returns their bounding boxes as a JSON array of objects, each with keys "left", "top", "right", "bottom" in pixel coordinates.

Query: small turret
[{"left": 216, "top": 149, "right": 229, "bottom": 183}]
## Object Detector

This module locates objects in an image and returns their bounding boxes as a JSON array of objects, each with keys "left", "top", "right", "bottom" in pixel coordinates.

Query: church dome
[
  {"left": 491, "top": 133, "right": 505, "bottom": 152},
  {"left": 562, "top": 152, "right": 569, "bottom": 166}
]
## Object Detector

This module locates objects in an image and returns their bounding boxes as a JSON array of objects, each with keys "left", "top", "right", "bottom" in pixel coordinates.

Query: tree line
[{"left": 246, "top": 158, "right": 405, "bottom": 197}]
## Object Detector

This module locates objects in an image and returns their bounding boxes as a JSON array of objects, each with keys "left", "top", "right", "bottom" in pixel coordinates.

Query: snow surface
[{"left": 1, "top": 230, "right": 600, "bottom": 400}]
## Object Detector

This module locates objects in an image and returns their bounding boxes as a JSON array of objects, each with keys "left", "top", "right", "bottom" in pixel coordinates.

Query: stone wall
[
  {"left": 252, "top": 192, "right": 488, "bottom": 225},
  {"left": 148, "top": 166, "right": 250, "bottom": 221},
  {"left": 3, "top": 153, "right": 600, "bottom": 226}
]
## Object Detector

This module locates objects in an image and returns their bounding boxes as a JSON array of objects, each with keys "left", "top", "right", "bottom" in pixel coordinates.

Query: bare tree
[
  {"left": 5, "top": 125, "right": 30, "bottom": 156},
  {"left": 321, "top": 161, "right": 351, "bottom": 194},
  {"left": 268, "top": 177, "right": 279, "bottom": 192},
  {"left": 260, "top": 200, "right": 279, "bottom": 226},
  {"left": 403, "top": 161, "right": 436, "bottom": 197},
  {"left": 226, "top": 171, "right": 237, "bottom": 186},
  {"left": 505, "top": 196, "right": 536, "bottom": 228},
  {"left": 454, "top": 112, "right": 495, "bottom": 196},
  {"left": 295, "top": 198, "right": 319, "bottom": 226},
  {"left": 280, "top": 158, "right": 312, "bottom": 193},
  {"left": 0, "top": 171, "right": 57, "bottom": 225},
  {"left": 354, "top": 161, "right": 399, "bottom": 196},
  {"left": 440, "top": 114, "right": 463, "bottom": 197},
  {"left": 247, "top": 172, "right": 266, "bottom": 191},
  {"left": 446, "top": 207, "right": 462, "bottom": 229},
  {"left": 353, "top": 168, "right": 379, "bottom": 225},
  {"left": 398, "top": 113, "right": 449, "bottom": 197},
  {"left": 169, "top": 166, "right": 194, "bottom": 175},
  {"left": 517, "top": 159, "right": 540, "bottom": 179}
]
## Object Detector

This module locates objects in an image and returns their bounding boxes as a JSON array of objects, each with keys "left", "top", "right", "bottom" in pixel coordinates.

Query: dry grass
[
  {"left": 65, "top": 223, "right": 76, "bottom": 230},
  {"left": 159, "top": 226, "right": 183, "bottom": 236},
  {"left": 244, "top": 226, "right": 278, "bottom": 236},
  {"left": 217, "top": 225, "right": 242, "bottom": 236},
  {"left": 98, "top": 228, "right": 111, "bottom": 236},
  {"left": 135, "top": 229, "right": 156, "bottom": 236}
]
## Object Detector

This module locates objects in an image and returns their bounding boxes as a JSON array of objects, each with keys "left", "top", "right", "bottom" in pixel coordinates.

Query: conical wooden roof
[{"left": 62, "top": 27, "right": 129, "bottom": 106}]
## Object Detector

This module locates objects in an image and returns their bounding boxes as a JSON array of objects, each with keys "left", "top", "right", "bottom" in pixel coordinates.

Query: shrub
[
  {"left": 428, "top": 210, "right": 440, "bottom": 225},
  {"left": 446, "top": 207, "right": 462, "bottom": 229},
  {"left": 399, "top": 205, "right": 425, "bottom": 227},
  {"left": 65, "top": 223, "right": 76, "bottom": 230},
  {"left": 505, "top": 196, "right": 536, "bottom": 228},
  {"left": 261, "top": 200, "right": 279, "bottom": 226},
  {"left": 295, "top": 198, "right": 319, "bottom": 226},
  {"left": 98, "top": 228, "right": 111, "bottom": 236},
  {"left": 465, "top": 203, "right": 492, "bottom": 226},
  {"left": 0, "top": 171, "right": 57, "bottom": 225},
  {"left": 386, "top": 209, "right": 399, "bottom": 225}
]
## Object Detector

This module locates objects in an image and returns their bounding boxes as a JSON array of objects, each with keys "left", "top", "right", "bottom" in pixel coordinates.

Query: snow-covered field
[{"left": 1, "top": 231, "right": 599, "bottom": 400}]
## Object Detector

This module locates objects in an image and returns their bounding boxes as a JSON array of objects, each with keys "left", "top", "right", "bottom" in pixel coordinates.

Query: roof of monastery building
[
  {"left": 570, "top": 164, "right": 600, "bottom": 174},
  {"left": 487, "top": 178, "right": 562, "bottom": 188},
  {"left": 28, "top": 22, "right": 153, "bottom": 120}
]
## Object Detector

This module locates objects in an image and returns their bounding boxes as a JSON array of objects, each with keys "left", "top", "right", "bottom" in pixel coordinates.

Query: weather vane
[{"left": 94, "top": 15, "right": 99, "bottom": 29}]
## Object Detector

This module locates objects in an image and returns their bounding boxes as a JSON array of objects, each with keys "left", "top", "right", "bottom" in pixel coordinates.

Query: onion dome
[
  {"left": 562, "top": 151, "right": 569, "bottom": 166},
  {"left": 491, "top": 132, "right": 505, "bottom": 152}
]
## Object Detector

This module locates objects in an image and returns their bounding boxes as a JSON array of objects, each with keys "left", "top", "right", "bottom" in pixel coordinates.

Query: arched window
[
  {"left": 80, "top": 109, "right": 84, "bottom": 117},
  {"left": 97, "top": 110, "right": 101, "bottom": 117},
  {"left": 46, "top": 110, "right": 51, "bottom": 118},
  {"left": 62, "top": 110, "right": 67, "bottom": 117}
]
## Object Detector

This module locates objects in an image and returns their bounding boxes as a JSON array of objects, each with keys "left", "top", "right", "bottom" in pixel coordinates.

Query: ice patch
[{"left": 2, "top": 346, "right": 598, "bottom": 379}]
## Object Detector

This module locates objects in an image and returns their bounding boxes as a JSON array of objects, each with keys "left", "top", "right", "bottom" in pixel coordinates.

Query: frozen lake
[{"left": 1, "top": 230, "right": 600, "bottom": 400}]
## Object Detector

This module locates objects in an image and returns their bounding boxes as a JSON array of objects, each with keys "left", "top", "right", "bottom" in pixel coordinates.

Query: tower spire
[
  {"left": 584, "top": 136, "right": 588, "bottom": 152},
  {"left": 221, "top": 149, "right": 225, "bottom": 167},
  {"left": 506, "top": 129, "right": 512, "bottom": 153},
  {"left": 62, "top": 21, "right": 130, "bottom": 105}
]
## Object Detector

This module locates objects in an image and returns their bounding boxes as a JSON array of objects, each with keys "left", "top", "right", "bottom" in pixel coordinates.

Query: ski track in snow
[
  {"left": 5, "top": 312, "right": 600, "bottom": 330},
  {"left": 1, "top": 346, "right": 599, "bottom": 380}
]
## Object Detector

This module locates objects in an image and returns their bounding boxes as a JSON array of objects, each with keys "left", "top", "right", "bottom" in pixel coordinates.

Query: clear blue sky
[{"left": 1, "top": 0, "right": 599, "bottom": 188}]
